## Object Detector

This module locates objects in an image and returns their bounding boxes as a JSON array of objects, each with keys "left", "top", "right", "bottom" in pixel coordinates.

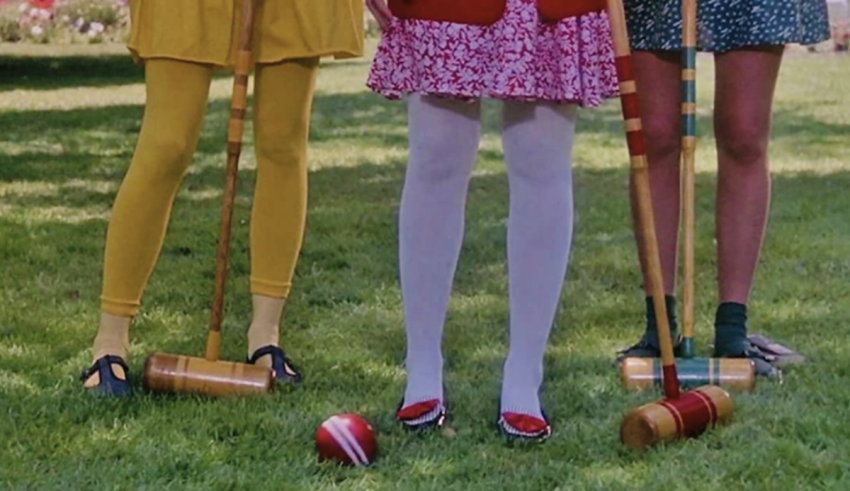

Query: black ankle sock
[
  {"left": 644, "top": 295, "right": 679, "bottom": 348},
  {"left": 713, "top": 302, "right": 749, "bottom": 356}
]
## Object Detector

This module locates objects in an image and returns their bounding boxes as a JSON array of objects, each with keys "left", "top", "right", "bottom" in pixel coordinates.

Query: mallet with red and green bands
[
  {"left": 607, "top": 0, "right": 735, "bottom": 449},
  {"left": 680, "top": 0, "right": 698, "bottom": 360},
  {"left": 617, "top": 0, "right": 756, "bottom": 392}
]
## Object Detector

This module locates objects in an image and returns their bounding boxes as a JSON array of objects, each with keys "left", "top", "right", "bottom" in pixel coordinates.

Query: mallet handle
[
  {"left": 206, "top": 0, "right": 257, "bottom": 362},
  {"left": 680, "top": 0, "right": 698, "bottom": 359},
  {"left": 607, "top": 0, "right": 680, "bottom": 399}
]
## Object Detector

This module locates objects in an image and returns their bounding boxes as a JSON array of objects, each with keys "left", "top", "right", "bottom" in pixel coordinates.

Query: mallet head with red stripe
[
  {"left": 620, "top": 384, "right": 734, "bottom": 449},
  {"left": 316, "top": 414, "right": 378, "bottom": 466}
]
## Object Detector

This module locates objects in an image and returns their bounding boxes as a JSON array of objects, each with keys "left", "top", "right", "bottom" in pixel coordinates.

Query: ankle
[
  {"left": 92, "top": 349, "right": 127, "bottom": 362},
  {"left": 248, "top": 295, "right": 284, "bottom": 354},
  {"left": 247, "top": 324, "right": 279, "bottom": 355},
  {"left": 500, "top": 385, "right": 543, "bottom": 418},
  {"left": 92, "top": 313, "right": 130, "bottom": 362},
  {"left": 643, "top": 295, "right": 680, "bottom": 346},
  {"left": 404, "top": 368, "right": 443, "bottom": 398},
  {"left": 503, "top": 355, "right": 543, "bottom": 385},
  {"left": 713, "top": 302, "right": 748, "bottom": 355},
  {"left": 500, "top": 362, "right": 544, "bottom": 417},
  {"left": 403, "top": 362, "right": 443, "bottom": 405}
]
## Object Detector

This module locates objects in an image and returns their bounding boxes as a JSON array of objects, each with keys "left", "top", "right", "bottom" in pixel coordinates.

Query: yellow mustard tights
[{"left": 88, "top": 57, "right": 319, "bottom": 381}]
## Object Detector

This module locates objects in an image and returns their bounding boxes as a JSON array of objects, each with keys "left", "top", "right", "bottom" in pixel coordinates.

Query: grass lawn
[{"left": 1, "top": 42, "right": 849, "bottom": 490}]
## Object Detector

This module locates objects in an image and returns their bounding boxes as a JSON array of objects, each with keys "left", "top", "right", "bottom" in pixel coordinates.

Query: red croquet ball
[{"left": 316, "top": 414, "right": 377, "bottom": 466}]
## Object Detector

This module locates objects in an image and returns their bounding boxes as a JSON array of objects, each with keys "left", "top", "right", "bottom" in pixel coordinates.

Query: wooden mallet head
[
  {"left": 620, "top": 357, "right": 756, "bottom": 392},
  {"left": 141, "top": 0, "right": 273, "bottom": 397},
  {"left": 606, "top": 0, "right": 735, "bottom": 449},
  {"left": 143, "top": 353, "right": 274, "bottom": 397},
  {"left": 620, "top": 384, "right": 734, "bottom": 449}
]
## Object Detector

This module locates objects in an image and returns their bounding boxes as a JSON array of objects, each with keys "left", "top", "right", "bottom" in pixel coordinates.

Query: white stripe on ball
[
  {"left": 322, "top": 418, "right": 364, "bottom": 466},
  {"left": 329, "top": 416, "right": 370, "bottom": 465}
]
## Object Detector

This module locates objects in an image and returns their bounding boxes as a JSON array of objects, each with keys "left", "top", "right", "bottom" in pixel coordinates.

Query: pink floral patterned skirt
[{"left": 367, "top": 0, "right": 619, "bottom": 107}]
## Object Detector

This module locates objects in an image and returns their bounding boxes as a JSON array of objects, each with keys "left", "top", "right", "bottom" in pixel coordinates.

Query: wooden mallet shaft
[
  {"left": 680, "top": 0, "right": 698, "bottom": 359},
  {"left": 143, "top": 0, "right": 273, "bottom": 397},
  {"left": 606, "top": 0, "right": 680, "bottom": 399},
  {"left": 206, "top": 0, "right": 257, "bottom": 363}
]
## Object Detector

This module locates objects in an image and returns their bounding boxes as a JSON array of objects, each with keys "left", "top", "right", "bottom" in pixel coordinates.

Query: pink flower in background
[
  {"left": 29, "top": 0, "right": 54, "bottom": 9},
  {"left": 88, "top": 21, "right": 104, "bottom": 37},
  {"left": 2, "top": 0, "right": 132, "bottom": 43}
]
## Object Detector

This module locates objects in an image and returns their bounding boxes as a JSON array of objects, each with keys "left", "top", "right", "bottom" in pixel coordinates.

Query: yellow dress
[{"left": 128, "top": 0, "right": 364, "bottom": 66}]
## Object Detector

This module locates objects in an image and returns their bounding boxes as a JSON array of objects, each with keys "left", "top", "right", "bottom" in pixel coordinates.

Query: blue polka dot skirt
[{"left": 625, "top": 0, "right": 831, "bottom": 52}]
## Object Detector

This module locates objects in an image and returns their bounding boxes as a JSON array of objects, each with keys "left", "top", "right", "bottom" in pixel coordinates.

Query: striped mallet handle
[
  {"left": 680, "top": 0, "right": 698, "bottom": 359},
  {"left": 607, "top": 0, "right": 680, "bottom": 399},
  {"left": 206, "top": 0, "right": 257, "bottom": 362}
]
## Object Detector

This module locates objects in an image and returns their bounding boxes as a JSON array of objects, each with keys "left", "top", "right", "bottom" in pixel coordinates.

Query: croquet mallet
[
  {"left": 606, "top": 0, "right": 735, "bottom": 449},
  {"left": 142, "top": 0, "right": 275, "bottom": 397},
  {"left": 680, "top": 0, "right": 698, "bottom": 360},
  {"left": 618, "top": 0, "right": 756, "bottom": 392}
]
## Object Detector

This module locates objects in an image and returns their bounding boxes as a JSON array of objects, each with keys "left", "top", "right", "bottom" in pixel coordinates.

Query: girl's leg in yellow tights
[
  {"left": 246, "top": 57, "right": 319, "bottom": 369},
  {"left": 85, "top": 59, "right": 212, "bottom": 387}
]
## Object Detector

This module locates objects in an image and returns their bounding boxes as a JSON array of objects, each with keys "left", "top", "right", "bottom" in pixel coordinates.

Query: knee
[
  {"left": 642, "top": 118, "right": 681, "bottom": 164},
  {"left": 716, "top": 122, "right": 769, "bottom": 167},
  {"left": 506, "top": 150, "right": 572, "bottom": 185},
  {"left": 255, "top": 121, "right": 308, "bottom": 172},
  {"left": 503, "top": 127, "right": 573, "bottom": 184},
  {"left": 137, "top": 131, "right": 194, "bottom": 183},
  {"left": 407, "top": 153, "right": 473, "bottom": 187},
  {"left": 407, "top": 134, "right": 476, "bottom": 186}
]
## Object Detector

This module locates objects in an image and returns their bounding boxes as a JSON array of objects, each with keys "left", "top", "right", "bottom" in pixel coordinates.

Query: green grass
[{"left": 2, "top": 41, "right": 850, "bottom": 490}]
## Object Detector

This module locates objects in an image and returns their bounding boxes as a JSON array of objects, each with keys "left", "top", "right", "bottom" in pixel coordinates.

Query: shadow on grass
[
  {"left": 578, "top": 98, "right": 850, "bottom": 155},
  {"left": 0, "top": 53, "right": 370, "bottom": 93},
  {"left": 0, "top": 54, "right": 245, "bottom": 92},
  {"left": 0, "top": 99, "right": 233, "bottom": 183},
  {"left": 771, "top": 105, "right": 850, "bottom": 150},
  {"left": 1, "top": 54, "right": 143, "bottom": 92}
]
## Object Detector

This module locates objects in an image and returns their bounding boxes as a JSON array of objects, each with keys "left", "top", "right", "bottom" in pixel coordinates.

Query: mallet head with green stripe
[{"left": 620, "top": 357, "right": 755, "bottom": 392}]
